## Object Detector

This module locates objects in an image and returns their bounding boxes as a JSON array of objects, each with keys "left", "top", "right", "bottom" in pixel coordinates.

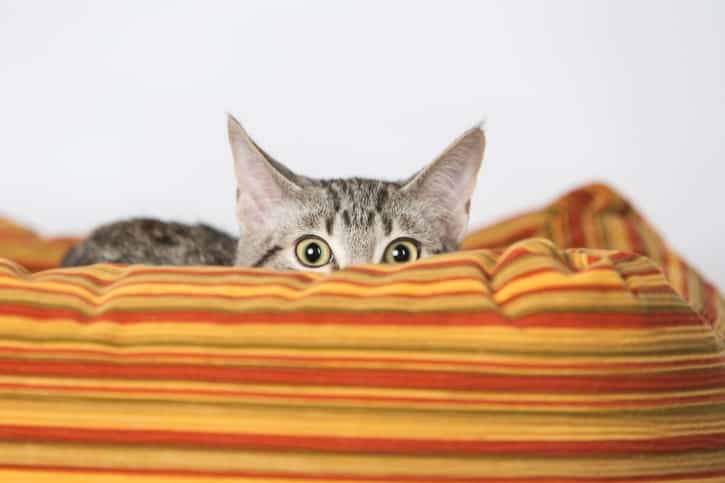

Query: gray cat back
[{"left": 61, "top": 219, "right": 237, "bottom": 267}]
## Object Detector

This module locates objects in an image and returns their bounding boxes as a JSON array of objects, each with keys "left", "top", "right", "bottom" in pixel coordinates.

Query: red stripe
[
  {"left": 1, "top": 424, "right": 725, "bottom": 455},
  {"left": 566, "top": 197, "right": 586, "bottom": 248},
  {"left": 493, "top": 247, "right": 531, "bottom": 270},
  {"left": 609, "top": 252, "right": 638, "bottom": 262},
  {"left": 0, "top": 303, "right": 704, "bottom": 328},
  {"left": 623, "top": 217, "right": 644, "bottom": 255},
  {"left": 0, "top": 359, "right": 723, "bottom": 392}
]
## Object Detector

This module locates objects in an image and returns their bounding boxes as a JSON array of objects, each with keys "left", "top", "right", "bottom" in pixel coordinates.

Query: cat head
[{"left": 228, "top": 115, "right": 485, "bottom": 272}]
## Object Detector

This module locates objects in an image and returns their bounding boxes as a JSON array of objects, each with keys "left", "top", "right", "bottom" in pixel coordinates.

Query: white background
[{"left": 1, "top": 1, "right": 723, "bottom": 288}]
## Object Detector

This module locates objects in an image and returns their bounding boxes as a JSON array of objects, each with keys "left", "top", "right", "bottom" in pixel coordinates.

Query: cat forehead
[
  {"left": 293, "top": 177, "right": 424, "bottom": 236},
  {"left": 311, "top": 178, "right": 403, "bottom": 208}
]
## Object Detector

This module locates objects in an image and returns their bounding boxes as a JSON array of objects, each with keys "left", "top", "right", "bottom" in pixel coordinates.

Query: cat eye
[
  {"left": 295, "top": 236, "right": 333, "bottom": 268},
  {"left": 383, "top": 238, "right": 420, "bottom": 264}
]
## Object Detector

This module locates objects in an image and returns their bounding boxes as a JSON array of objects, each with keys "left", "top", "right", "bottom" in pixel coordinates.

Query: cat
[{"left": 61, "top": 115, "right": 485, "bottom": 272}]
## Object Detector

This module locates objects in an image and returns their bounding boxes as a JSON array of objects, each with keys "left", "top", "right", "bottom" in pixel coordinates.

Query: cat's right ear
[
  {"left": 402, "top": 125, "right": 485, "bottom": 246},
  {"left": 227, "top": 114, "right": 301, "bottom": 233}
]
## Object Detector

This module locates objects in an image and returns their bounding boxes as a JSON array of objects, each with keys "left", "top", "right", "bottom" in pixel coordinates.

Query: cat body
[
  {"left": 61, "top": 219, "right": 237, "bottom": 267},
  {"left": 62, "top": 116, "right": 485, "bottom": 272}
]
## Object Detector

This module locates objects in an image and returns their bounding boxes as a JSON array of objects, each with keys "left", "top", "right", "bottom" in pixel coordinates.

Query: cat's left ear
[
  {"left": 403, "top": 126, "right": 485, "bottom": 245},
  {"left": 227, "top": 114, "right": 302, "bottom": 235}
]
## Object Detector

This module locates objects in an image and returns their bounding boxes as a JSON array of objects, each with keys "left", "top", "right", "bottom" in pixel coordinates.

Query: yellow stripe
[
  {"left": 2, "top": 375, "right": 725, "bottom": 413},
  {"left": 2, "top": 398, "right": 725, "bottom": 441},
  {"left": 0, "top": 316, "right": 716, "bottom": 354},
  {"left": 0, "top": 442, "right": 723, "bottom": 479}
]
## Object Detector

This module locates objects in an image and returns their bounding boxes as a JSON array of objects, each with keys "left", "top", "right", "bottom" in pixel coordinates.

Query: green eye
[
  {"left": 383, "top": 238, "right": 420, "bottom": 264},
  {"left": 295, "top": 236, "right": 333, "bottom": 267}
]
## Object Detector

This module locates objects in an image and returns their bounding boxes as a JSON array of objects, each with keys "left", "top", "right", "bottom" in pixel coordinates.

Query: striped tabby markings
[{"left": 252, "top": 246, "right": 282, "bottom": 268}]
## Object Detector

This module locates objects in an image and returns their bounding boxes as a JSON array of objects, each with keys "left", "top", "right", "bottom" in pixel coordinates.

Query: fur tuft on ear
[
  {"left": 403, "top": 126, "right": 485, "bottom": 246},
  {"left": 227, "top": 114, "right": 301, "bottom": 236}
]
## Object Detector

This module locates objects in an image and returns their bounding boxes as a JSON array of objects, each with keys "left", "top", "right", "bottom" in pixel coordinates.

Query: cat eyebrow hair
[
  {"left": 325, "top": 182, "right": 341, "bottom": 212},
  {"left": 398, "top": 213, "right": 415, "bottom": 232},
  {"left": 381, "top": 215, "right": 393, "bottom": 236},
  {"left": 375, "top": 186, "right": 389, "bottom": 212},
  {"left": 366, "top": 210, "right": 375, "bottom": 227},
  {"left": 252, "top": 245, "right": 282, "bottom": 267}
]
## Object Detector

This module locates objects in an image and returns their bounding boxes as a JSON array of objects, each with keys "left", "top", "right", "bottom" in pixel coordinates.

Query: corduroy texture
[{"left": 0, "top": 183, "right": 723, "bottom": 482}]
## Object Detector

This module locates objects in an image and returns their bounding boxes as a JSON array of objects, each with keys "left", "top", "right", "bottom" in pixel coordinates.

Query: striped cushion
[
  {"left": 0, "top": 218, "right": 77, "bottom": 272},
  {"left": 464, "top": 183, "right": 720, "bottom": 327},
  {"left": 0, "top": 183, "right": 723, "bottom": 482}
]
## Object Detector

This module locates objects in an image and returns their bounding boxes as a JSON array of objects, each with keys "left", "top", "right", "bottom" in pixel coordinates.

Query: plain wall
[{"left": 1, "top": 0, "right": 723, "bottom": 288}]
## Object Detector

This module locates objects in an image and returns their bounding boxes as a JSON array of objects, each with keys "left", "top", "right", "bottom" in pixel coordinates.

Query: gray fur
[
  {"left": 61, "top": 116, "right": 485, "bottom": 272},
  {"left": 61, "top": 219, "right": 237, "bottom": 266}
]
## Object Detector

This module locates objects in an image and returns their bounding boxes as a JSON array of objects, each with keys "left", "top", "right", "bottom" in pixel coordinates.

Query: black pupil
[
  {"left": 391, "top": 244, "right": 410, "bottom": 262},
  {"left": 305, "top": 243, "right": 323, "bottom": 263}
]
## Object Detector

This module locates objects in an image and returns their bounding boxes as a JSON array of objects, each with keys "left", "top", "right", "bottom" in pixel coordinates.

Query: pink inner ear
[
  {"left": 236, "top": 175, "right": 286, "bottom": 232},
  {"left": 232, "top": 131, "right": 289, "bottom": 214},
  {"left": 405, "top": 131, "right": 483, "bottom": 245},
  {"left": 237, "top": 196, "right": 267, "bottom": 233}
]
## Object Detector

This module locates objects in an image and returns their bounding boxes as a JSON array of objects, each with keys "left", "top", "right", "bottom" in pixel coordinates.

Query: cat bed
[{"left": 0, "top": 183, "right": 722, "bottom": 482}]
